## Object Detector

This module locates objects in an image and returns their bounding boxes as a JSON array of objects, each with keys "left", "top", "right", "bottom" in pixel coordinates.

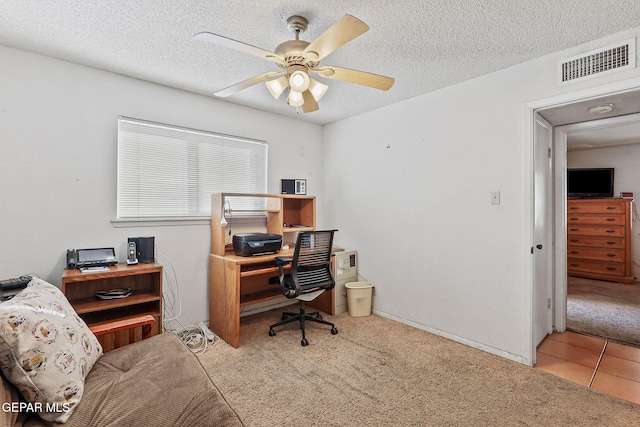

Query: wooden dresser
[{"left": 567, "top": 198, "right": 633, "bottom": 284}]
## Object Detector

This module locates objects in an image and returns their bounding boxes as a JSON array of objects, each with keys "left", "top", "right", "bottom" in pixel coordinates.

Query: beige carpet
[
  {"left": 567, "top": 276, "right": 640, "bottom": 347},
  {"left": 199, "top": 310, "right": 640, "bottom": 426}
]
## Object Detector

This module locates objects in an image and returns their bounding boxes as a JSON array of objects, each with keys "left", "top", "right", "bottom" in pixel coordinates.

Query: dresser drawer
[
  {"left": 566, "top": 214, "right": 624, "bottom": 225},
  {"left": 567, "top": 246, "right": 624, "bottom": 263},
  {"left": 567, "top": 202, "right": 625, "bottom": 214},
  {"left": 567, "top": 259, "right": 625, "bottom": 277},
  {"left": 567, "top": 225, "right": 625, "bottom": 237},
  {"left": 566, "top": 235, "right": 625, "bottom": 249}
]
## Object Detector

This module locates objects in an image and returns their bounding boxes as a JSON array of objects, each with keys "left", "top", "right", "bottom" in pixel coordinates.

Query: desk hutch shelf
[{"left": 211, "top": 193, "right": 316, "bottom": 256}]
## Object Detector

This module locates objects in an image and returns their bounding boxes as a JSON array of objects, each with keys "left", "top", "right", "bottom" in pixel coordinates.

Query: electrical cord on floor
[
  {"left": 172, "top": 322, "right": 222, "bottom": 356},
  {"left": 155, "top": 246, "right": 223, "bottom": 354}
]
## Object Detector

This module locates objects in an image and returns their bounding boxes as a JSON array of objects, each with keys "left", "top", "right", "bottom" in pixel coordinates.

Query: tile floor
[{"left": 536, "top": 331, "right": 640, "bottom": 405}]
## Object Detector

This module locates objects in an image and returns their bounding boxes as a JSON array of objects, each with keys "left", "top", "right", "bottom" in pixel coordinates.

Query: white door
[{"left": 533, "top": 114, "right": 553, "bottom": 348}]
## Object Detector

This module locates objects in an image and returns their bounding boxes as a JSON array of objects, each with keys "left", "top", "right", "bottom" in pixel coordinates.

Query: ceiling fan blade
[
  {"left": 194, "top": 32, "right": 284, "bottom": 64},
  {"left": 312, "top": 66, "right": 395, "bottom": 91},
  {"left": 214, "top": 71, "right": 285, "bottom": 97},
  {"left": 301, "top": 90, "right": 319, "bottom": 113},
  {"left": 302, "top": 15, "right": 369, "bottom": 62}
]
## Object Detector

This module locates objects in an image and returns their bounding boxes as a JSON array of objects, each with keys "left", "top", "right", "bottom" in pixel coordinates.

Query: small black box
[
  {"left": 233, "top": 233, "right": 282, "bottom": 257},
  {"left": 128, "top": 237, "right": 155, "bottom": 263}
]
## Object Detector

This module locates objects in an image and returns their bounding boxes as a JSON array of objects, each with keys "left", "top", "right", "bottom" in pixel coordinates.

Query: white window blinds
[{"left": 117, "top": 117, "right": 267, "bottom": 219}]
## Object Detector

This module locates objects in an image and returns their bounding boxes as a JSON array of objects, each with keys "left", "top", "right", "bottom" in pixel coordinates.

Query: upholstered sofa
[{"left": 0, "top": 279, "right": 244, "bottom": 427}]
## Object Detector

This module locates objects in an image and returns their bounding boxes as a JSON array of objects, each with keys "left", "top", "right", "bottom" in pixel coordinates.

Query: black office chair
[{"left": 269, "top": 230, "right": 338, "bottom": 346}]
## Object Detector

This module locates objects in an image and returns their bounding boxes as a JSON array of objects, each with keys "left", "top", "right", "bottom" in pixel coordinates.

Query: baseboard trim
[{"left": 372, "top": 309, "right": 528, "bottom": 365}]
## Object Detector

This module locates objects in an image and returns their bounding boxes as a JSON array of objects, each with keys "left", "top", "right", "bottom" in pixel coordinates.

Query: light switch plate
[{"left": 491, "top": 191, "right": 501, "bottom": 205}]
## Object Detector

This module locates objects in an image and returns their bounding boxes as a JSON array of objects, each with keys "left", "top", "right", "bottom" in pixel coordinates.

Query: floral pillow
[{"left": 0, "top": 278, "right": 103, "bottom": 423}]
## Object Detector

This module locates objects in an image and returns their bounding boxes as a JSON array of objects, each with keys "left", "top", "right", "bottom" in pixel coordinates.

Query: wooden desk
[{"left": 208, "top": 251, "right": 335, "bottom": 348}]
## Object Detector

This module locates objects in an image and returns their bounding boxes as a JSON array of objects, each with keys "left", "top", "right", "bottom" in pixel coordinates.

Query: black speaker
[
  {"left": 66, "top": 249, "right": 77, "bottom": 269},
  {"left": 281, "top": 179, "right": 295, "bottom": 194},
  {"left": 128, "top": 237, "right": 155, "bottom": 263}
]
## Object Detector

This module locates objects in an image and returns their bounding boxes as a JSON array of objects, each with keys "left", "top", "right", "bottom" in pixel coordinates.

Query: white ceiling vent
[{"left": 558, "top": 38, "right": 635, "bottom": 85}]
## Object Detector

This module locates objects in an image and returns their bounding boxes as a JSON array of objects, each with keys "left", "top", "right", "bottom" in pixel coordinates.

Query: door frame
[{"left": 523, "top": 78, "right": 640, "bottom": 365}]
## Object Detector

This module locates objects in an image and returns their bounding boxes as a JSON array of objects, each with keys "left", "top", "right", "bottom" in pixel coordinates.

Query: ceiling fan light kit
[
  {"left": 289, "top": 66, "right": 310, "bottom": 92},
  {"left": 265, "top": 75, "right": 289, "bottom": 99},
  {"left": 195, "top": 14, "right": 395, "bottom": 113},
  {"left": 287, "top": 90, "right": 304, "bottom": 107},
  {"left": 308, "top": 78, "right": 328, "bottom": 101}
]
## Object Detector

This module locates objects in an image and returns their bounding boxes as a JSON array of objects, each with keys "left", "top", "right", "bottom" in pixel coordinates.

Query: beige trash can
[{"left": 345, "top": 282, "right": 373, "bottom": 317}]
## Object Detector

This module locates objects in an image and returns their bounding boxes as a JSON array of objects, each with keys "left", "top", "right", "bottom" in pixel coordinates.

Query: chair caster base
[
  {"left": 331, "top": 327, "right": 338, "bottom": 335},
  {"left": 301, "top": 338, "right": 309, "bottom": 346},
  {"left": 268, "top": 329, "right": 276, "bottom": 337}
]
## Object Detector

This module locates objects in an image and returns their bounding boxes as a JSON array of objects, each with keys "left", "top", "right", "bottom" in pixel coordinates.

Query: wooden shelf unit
[
  {"left": 62, "top": 263, "right": 163, "bottom": 337},
  {"left": 567, "top": 198, "right": 633, "bottom": 284}
]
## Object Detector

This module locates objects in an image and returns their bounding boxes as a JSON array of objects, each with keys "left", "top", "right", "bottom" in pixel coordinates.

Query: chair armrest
[
  {"left": 275, "top": 256, "right": 293, "bottom": 266},
  {"left": 274, "top": 257, "right": 293, "bottom": 294},
  {"left": 89, "top": 314, "right": 156, "bottom": 337}
]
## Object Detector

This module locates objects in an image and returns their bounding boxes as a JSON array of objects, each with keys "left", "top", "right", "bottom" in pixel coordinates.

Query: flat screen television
[{"left": 567, "top": 168, "right": 614, "bottom": 198}]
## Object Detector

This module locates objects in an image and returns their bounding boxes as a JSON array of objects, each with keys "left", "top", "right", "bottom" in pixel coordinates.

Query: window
[{"left": 117, "top": 117, "right": 267, "bottom": 219}]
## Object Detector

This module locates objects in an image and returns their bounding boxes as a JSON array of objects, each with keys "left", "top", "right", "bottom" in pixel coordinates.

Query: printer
[{"left": 233, "top": 233, "right": 282, "bottom": 257}]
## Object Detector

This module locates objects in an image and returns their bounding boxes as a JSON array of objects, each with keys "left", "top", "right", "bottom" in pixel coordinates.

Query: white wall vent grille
[{"left": 558, "top": 38, "right": 635, "bottom": 85}]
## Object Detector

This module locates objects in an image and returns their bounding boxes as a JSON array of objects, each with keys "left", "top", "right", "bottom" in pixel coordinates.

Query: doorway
[
  {"left": 526, "top": 83, "right": 640, "bottom": 364},
  {"left": 553, "top": 113, "right": 640, "bottom": 345}
]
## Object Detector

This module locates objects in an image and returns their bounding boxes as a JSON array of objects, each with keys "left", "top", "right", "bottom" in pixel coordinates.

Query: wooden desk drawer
[
  {"left": 567, "top": 214, "right": 624, "bottom": 225},
  {"left": 567, "top": 259, "right": 625, "bottom": 277},
  {"left": 566, "top": 247, "right": 624, "bottom": 263},
  {"left": 567, "top": 203, "right": 625, "bottom": 214},
  {"left": 567, "top": 225, "right": 624, "bottom": 237},
  {"left": 566, "top": 235, "right": 624, "bottom": 249}
]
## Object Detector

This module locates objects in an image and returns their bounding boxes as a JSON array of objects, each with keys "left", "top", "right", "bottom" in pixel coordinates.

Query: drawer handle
[
  {"left": 570, "top": 251, "right": 579, "bottom": 254},
  {"left": 570, "top": 239, "right": 579, "bottom": 243},
  {"left": 606, "top": 230, "right": 616, "bottom": 233},
  {"left": 570, "top": 263, "right": 580, "bottom": 267},
  {"left": 606, "top": 242, "right": 616, "bottom": 245},
  {"left": 607, "top": 267, "right": 617, "bottom": 271},
  {"left": 606, "top": 253, "right": 617, "bottom": 257},
  {"left": 570, "top": 207, "right": 579, "bottom": 210},
  {"left": 606, "top": 218, "right": 616, "bottom": 222},
  {"left": 606, "top": 207, "right": 616, "bottom": 210},
  {"left": 570, "top": 228, "right": 579, "bottom": 232}
]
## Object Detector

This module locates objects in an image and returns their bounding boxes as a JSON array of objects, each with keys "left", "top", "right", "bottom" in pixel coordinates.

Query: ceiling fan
[{"left": 194, "top": 14, "right": 395, "bottom": 113}]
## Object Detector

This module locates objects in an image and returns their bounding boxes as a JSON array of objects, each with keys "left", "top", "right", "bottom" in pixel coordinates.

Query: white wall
[
  {"left": 0, "top": 45, "right": 324, "bottom": 327},
  {"left": 568, "top": 144, "right": 640, "bottom": 279},
  {"left": 323, "top": 27, "right": 640, "bottom": 362},
  {"left": 4, "top": 26, "right": 640, "bottom": 364}
]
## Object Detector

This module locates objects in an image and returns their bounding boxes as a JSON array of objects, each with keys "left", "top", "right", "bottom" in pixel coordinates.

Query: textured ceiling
[
  {"left": 566, "top": 118, "right": 640, "bottom": 150},
  {"left": 1, "top": 1, "right": 640, "bottom": 125}
]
